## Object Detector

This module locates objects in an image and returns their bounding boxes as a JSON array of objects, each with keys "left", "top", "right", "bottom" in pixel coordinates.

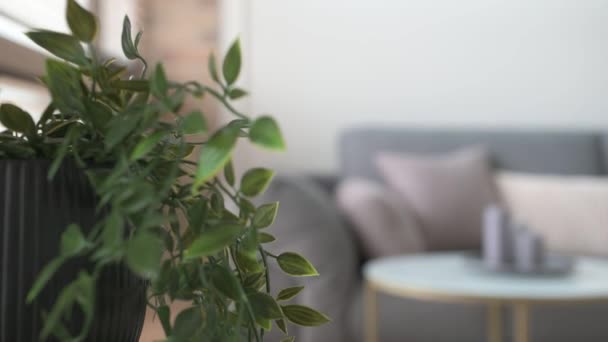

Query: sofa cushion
[
  {"left": 340, "top": 128, "right": 604, "bottom": 181},
  {"left": 376, "top": 148, "right": 499, "bottom": 250},
  {"left": 496, "top": 172, "right": 608, "bottom": 257},
  {"left": 335, "top": 178, "right": 426, "bottom": 258}
]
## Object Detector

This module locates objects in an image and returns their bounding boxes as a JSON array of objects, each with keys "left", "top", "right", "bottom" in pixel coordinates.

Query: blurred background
[
  {"left": 2, "top": 1, "right": 608, "bottom": 341},
  {"left": 3, "top": 1, "right": 608, "bottom": 176}
]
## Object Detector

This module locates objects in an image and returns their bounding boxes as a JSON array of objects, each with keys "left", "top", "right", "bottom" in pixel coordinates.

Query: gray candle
[
  {"left": 514, "top": 229, "right": 545, "bottom": 273},
  {"left": 482, "top": 204, "right": 512, "bottom": 268}
]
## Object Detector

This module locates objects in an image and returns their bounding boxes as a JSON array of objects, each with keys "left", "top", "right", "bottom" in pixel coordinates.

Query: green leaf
[
  {"left": 277, "top": 286, "right": 305, "bottom": 301},
  {"left": 187, "top": 199, "right": 207, "bottom": 234},
  {"left": 165, "top": 88, "right": 185, "bottom": 112},
  {"left": 26, "top": 257, "right": 65, "bottom": 303},
  {"left": 67, "top": 0, "right": 97, "bottom": 42},
  {"left": 242, "top": 229, "right": 259, "bottom": 257},
  {"left": 224, "top": 160, "right": 235, "bottom": 187},
  {"left": 210, "top": 192, "right": 224, "bottom": 213},
  {"left": 98, "top": 211, "right": 123, "bottom": 258},
  {"left": 248, "top": 291, "right": 284, "bottom": 320},
  {"left": 257, "top": 318, "right": 272, "bottom": 331},
  {"left": 183, "top": 224, "right": 243, "bottom": 260},
  {"left": 228, "top": 88, "right": 248, "bottom": 100},
  {"left": 111, "top": 79, "right": 149, "bottom": 92},
  {"left": 134, "top": 31, "right": 143, "bottom": 50},
  {"left": 130, "top": 131, "right": 166, "bottom": 161},
  {"left": 235, "top": 247, "right": 262, "bottom": 274},
  {"left": 240, "top": 168, "right": 275, "bottom": 197},
  {"left": 48, "top": 125, "right": 81, "bottom": 180},
  {"left": 194, "top": 126, "right": 239, "bottom": 188},
  {"left": 180, "top": 111, "right": 207, "bottom": 134},
  {"left": 123, "top": 185, "right": 156, "bottom": 213},
  {"left": 37, "top": 103, "right": 55, "bottom": 127},
  {"left": 276, "top": 319, "right": 288, "bottom": 334},
  {"left": 26, "top": 30, "right": 87, "bottom": 65},
  {"left": 210, "top": 266, "right": 243, "bottom": 301},
  {"left": 157, "top": 305, "right": 172, "bottom": 336},
  {"left": 84, "top": 99, "right": 112, "bottom": 131},
  {"left": 277, "top": 252, "right": 319, "bottom": 277},
  {"left": 73, "top": 271, "right": 95, "bottom": 336},
  {"left": 0, "top": 103, "right": 36, "bottom": 137},
  {"left": 227, "top": 118, "right": 249, "bottom": 130},
  {"left": 40, "top": 271, "right": 93, "bottom": 340},
  {"left": 281, "top": 337, "right": 295, "bottom": 342},
  {"left": 243, "top": 272, "right": 266, "bottom": 290},
  {"left": 121, "top": 15, "right": 138, "bottom": 59},
  {"left": 239, "top": 198, "right": 256, "bottom": 217},
  {"left": 40, "top": 282, "right": 76, "bottom": 339},
  {"left": 253, "top": 202, "right": 279, "bottom": 229},
  {"left": 249, "top": 116, "right": 286, "bottom": 150},
  {"left": 151, "top": 63, "right": 168, "bottom": 98},
  {"left": 208, "top": 53, "right": 220, "bottom": 84},
  {"left": 106, "top": 65, "right": 128, "bottom": 80},
  {"left": 173, "top": 307, "right": 202, "bottom": 339},
  {"left": 126, "top": 231, "right": 163, "bottom": 279},
  {"left": 152, "top": 260, "right": 172, "bottom": 294},
  {"left": 60, "top": 224, "right": 88, "bottom": 257},
  {"left": 45, "top": 59, "right": 85, "bottom": 114},
  {"left": 43, "top": 317, "right": 70, "bottom": 341},
  {"left": 0, "top": 143, "right": 35, "bottom": 158},
  {"left": 222, "top": 39, "right": 241, "bottom": 86},
  {"left": 104, "top": 113, "right": 140, "bottom": 150},
  {"left": 258, "top": 232, "right": 276, "bottom": 244},
  {"left": 282, "top": 305, "right": 330, "bottom": 327}
]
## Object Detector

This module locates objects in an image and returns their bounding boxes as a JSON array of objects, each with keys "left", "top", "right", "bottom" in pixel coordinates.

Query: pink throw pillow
[
  {"left": 336, "top": 178, "right": 426, "bottom": 258},
  {"left": 376, "top": 148, "right": 499, "bottom": 250}
]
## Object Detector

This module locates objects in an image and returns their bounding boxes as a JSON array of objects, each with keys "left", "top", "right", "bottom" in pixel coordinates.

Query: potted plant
[{"left": 0, "top": 1, "right": 328, "bottom": 341}]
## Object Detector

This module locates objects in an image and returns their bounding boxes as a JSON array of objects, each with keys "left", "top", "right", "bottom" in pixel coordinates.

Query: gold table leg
[
  {"left": 488, "top": 302, "right": 503, "bottom": 342},
  {"left": 514, "top": 303, "right": 530, "bottom": 342},
  {"left": 366, "top": 282, "right": 378, "bottom": 342}
]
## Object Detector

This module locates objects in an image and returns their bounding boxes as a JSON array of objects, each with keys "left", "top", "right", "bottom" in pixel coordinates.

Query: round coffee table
[{"left": 363, "top": 252, "right": 608, "bottom": 342}]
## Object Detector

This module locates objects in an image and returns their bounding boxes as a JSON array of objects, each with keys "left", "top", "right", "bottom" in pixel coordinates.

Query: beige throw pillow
[
  {"left": 496, "top": 172, "right": 608, "bottom": 257},
  {"left": 336, "top": 178, "right": 426, "bottom": 258},
  {"left": 376, "top": 148, "right": 499, "bottom": 250}
]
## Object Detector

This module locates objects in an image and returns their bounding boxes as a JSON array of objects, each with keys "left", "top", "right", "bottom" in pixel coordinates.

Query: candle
[
  {"left": 482, "top": 204, "right": 512, "bottom": 268},
  {"left": 514, "top": 229, "right": 545, "bottom": 273}
]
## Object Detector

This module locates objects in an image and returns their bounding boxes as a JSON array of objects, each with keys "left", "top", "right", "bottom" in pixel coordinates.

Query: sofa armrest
[{"left": 259, "top": 176, "right": 360, "bottom": 342}]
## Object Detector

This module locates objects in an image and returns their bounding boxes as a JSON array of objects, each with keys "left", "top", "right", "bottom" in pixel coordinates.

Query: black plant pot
[{"left": 0, "top": 160, "right": 147, "bottom": 342}]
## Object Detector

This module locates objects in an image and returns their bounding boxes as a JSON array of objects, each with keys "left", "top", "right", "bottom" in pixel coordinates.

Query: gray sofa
[{"left": 262, "top": 128, "right": 608, "bottom": 342}]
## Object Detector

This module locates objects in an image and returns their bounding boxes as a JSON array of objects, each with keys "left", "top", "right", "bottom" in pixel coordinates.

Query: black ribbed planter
[{"left": 0, "top": 160, "right": 147, "bottom": 342}]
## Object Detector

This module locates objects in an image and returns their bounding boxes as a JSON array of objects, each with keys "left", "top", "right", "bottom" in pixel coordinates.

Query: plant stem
[
  {"left": 259, "top": 247, "right": 271, "bottom": 294},
  {"left": 230, "top": 247, "right": 245, "bottom": 283},
  {"left": 204, "top": 86, "right": 249, "bottom": 120},
  {"left": 230, "top": 247, "right": 261, "bottom": 342},
  {"left": 44, "top": 119, "right": 80, "bottom": 136},
  {"left": 258, "top": 247, "right": 272, "bottom": 340},
  {"left": 180, "top": 159, "right": 197, "bottom": 166},
  {"left": 215, "top": 179, "right": 240, "bottom": 207},
  {"left": 263, "top": 250, "right": 278, "bottom": 259},
  {"left": 138, "top": 55, "right": 148, "bottom": 79}
]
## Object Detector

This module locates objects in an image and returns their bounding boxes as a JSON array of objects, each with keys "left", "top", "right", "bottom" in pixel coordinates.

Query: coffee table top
[{"left": 363, "top": 252, "right": 608, "bottom": 303}]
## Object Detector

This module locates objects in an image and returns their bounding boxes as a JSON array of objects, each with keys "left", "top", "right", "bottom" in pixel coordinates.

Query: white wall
[{"left": 225, "top": 0, "right": 608, "bottom": 173}]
